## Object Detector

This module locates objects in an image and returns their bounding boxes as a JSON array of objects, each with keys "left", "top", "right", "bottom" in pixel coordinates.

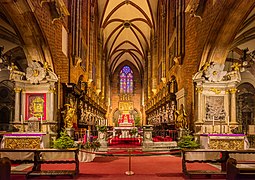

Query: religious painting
[
  {"left": 205, "top": 96, "right": 226, "bottom": 121},
  {"left": 26, "top": 93, "right": 46, "bottom": 120}
]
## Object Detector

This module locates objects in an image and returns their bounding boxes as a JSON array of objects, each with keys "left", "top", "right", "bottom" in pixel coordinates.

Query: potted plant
[
  {"left": 177, "top": 134, "right": 200, "bottom": 149},
  {"left": 53, "top": 130, "right": 75, "bottom": 149},
  {"left": 97, "top": 125, "right": 107, "bottom": 133},
  {"left": 130, "top": 128, "right": 138, "bottom": 136}
]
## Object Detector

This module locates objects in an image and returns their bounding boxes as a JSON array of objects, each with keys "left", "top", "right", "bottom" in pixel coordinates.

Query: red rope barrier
[{"left": 80, "top": 149, "right": 181, "bottom": 156}]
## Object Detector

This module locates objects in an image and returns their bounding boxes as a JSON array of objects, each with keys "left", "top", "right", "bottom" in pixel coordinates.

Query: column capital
[
  {"left": 196, "top": 87, "right": 203, "bottom": 93},
  {"left": 14, "top": 88, "right": 22, "bottom": 93},
  {"left": 229, "top": 88, "right": 237, "bottom": 94}
]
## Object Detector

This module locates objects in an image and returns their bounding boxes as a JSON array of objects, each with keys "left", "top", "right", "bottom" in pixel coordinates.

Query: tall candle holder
[
  {"left": 40, "top": 115, "right": 43, "bottom": 132},
  {"left": 21, "top": 123, "right": 25, "bottom": 132}
]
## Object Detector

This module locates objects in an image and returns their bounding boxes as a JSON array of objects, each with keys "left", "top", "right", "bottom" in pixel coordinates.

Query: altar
[
  {"left": 118, "top": 113, "right": 134, "bottom": 127},
  {"left": 1, "top": 133, "right": 50, "bottom": 149},
  {"left": 199, "top": 134, "right": 248, "bottom": 150},
  {"left": 113, "top": 127, "right": 137, "bottom": 138}
]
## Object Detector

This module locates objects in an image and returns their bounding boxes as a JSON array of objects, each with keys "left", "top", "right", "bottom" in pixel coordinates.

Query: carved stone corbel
[{"left": 40, "top": 0, "right": 70, "bottom": 23}]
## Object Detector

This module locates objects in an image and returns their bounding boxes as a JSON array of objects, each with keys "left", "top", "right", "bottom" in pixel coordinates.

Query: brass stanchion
[{"left": 125, "top": 149, "right": 134, "bottom": 176}]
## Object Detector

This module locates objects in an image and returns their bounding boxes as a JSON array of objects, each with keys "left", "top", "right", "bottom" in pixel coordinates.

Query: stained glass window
[{"left": 120, "top": 66, "right": 133, "bottom": 94}]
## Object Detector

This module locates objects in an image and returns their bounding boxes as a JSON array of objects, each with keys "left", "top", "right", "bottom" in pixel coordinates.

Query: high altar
[
  {"left": 1, "top": 61, "right": 59, "bottom": 148},
  {"left": 114, "top": 112, "right": 135, "bottom": 138},
  {"left": 193, "top": 63, "right": 247, "bottom": 150}
]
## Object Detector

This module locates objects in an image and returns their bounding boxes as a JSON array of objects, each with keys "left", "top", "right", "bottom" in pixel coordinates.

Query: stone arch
[
  {"left": 199, "top": 1, "right": 255, "bottom": 69},
  {"left": 0, "top": 80, "right": 15, "bottom": 129},
  {"left": 237, "top": 83, "right": 255, "bottom": 134},
  {"left": 1, "top": 0, "right": 54, "bottom": 71}
]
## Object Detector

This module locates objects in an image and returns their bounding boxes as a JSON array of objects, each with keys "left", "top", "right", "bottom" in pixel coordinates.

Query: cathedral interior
[{"left": 1, "top": 0, "right": 255, "bottom": 148}]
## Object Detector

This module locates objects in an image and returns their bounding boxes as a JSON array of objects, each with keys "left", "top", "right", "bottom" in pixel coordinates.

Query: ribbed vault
[{"left": 98, "top": 0, "right": 157, "bottom": 75}]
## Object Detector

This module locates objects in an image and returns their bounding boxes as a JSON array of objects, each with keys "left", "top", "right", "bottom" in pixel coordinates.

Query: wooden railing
[
  {"left": 182, "top": 149, "right": 255, "bottom": 179},
  {"left": 0, "top": 148, "right": 79, "bottom": 178}
]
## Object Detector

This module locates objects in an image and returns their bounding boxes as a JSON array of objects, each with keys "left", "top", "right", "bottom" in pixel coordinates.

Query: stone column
[
  {"left": 14, "top": 88, "right": 21, "bottom": 123},
  {"left": 88, "top": 2, "right": 94, "bottom": 83},
  {"left": 96, "top": 37, "right": 103, "bottom": 95},
  {"left": 230, "top": 88, "right": 238, "bottom": 124},
  {"left": 195, "top": 87, "right": 203, "bottom": 124},
  {"left": 161, "top": 5, "right": 166, "bottom": 83},
  {"left": 147, "top": 52, "right": 151, "bottom": 98},
  {"left": 20, "top": 90, "right": 26, "bottom": 122},
  {"left": 48, "top": 87, "right": 55, "bottom": 122},
  {"left": 101, "top": 54, "right": 106, "bottom": 99},
  {"left": 151, "top": 36, "right": 158, "bottom": 94}
]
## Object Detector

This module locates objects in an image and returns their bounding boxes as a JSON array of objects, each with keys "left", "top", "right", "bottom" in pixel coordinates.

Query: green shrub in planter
[
  {"left": 97, "top": 125, "right": 107, "bottom": 133},
  {"left": 53, "top": 130, "right": 75, "bottom": 149},
  {"left": 177, "top": 135, "right": 200, "bottom": 149}
]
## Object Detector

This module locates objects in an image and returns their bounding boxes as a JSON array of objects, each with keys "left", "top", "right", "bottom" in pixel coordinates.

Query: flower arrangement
[
  {"left": 76, "top": 140, "right": 101, "bottom": 151},
  {"left": 84, "top": 140, "right": 101, "bottom": 151}
]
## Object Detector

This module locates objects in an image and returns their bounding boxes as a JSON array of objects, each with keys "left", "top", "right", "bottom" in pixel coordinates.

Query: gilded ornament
[
  {"left": 229, "top": 88, "right": 237, "bottom": 94},
  {"left": 231, "top": 62, "right": 241, "bottom": 71},
  {"left": 201, "top": 62, "right": 210, "bottom": 71},
  {"left": 196, "top": 87, "right": 203, "bottom": 93},
  {"left": 210, "top": 87, "right": 221, "bottom": 94},
  {"left": 14, "top": 88, "right": 21, "bottom": 93}
]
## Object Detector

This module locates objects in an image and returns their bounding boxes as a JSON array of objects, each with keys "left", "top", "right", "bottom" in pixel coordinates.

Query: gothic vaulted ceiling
[{"left": 97, "top": 0, "right": 158, "bottom": 75}]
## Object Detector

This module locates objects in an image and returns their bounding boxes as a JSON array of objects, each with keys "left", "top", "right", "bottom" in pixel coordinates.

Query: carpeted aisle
[{"left": 11, "top": 155, "right": 225, "bottom": 180}]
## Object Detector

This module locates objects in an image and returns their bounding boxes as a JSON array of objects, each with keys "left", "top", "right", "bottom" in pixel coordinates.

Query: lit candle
[
  {"left": 21, "top": 115, "right": 23, "bottom": 124},
  {"left": 83, "top": 133, "right": 87, "bottom": 143}
]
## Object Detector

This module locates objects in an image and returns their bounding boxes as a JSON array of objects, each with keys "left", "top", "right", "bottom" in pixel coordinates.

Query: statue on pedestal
[
  {"left": 64, "top": 99, "right": 75, "bottom": 128},
  {"left": 175, "top": 104, "right": 187, "bottom": 129}
]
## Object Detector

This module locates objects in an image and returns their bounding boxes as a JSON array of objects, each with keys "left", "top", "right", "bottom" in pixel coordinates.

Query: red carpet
[{"left": 11, "top": 155, "right": 225, "bottom": 180}]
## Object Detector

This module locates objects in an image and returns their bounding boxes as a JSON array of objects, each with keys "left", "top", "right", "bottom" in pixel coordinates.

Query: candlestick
[
  {"left": 83, "top": 133, "right": 87, "bottom": 144},
  {"left": 227, "top": 116, "right": 230, "bottom": 133}
]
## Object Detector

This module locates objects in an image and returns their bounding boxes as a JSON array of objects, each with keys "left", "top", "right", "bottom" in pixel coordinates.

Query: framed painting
[{"left": 25, "top": 93, "right": 46, "bottom": 120}]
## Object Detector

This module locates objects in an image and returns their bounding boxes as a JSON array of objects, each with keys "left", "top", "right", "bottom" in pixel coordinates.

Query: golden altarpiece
[
  {"left": 1, "top": 61, "right": 58, "bottom": 149},
  {"left": 193, "top": 62, "right": 248, "bottom": 150}
]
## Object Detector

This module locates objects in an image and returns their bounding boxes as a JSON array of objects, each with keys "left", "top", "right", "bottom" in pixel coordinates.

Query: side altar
[
  {"left": 199, "top": 134, "right": 248, "bottom": 150},
  {"left": 193, "top": 63, "right": 249, "bottom": 150},
  {"left": 1, "top": 133, "right": 50, "bottom": 149},
  {"left": 9, "top": 60, "right": 59, "bottom": 143}
]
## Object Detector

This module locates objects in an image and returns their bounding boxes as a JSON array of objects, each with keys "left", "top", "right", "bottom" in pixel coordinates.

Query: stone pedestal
[
  {"left": 98, "top": 131, "right": 107, "bottom": 151},
  {"left": 142, "top": 125, "right": 153, "bottom": 150},
  {"left": 66, "top": 128, "right": 75, "bottom": 139}
]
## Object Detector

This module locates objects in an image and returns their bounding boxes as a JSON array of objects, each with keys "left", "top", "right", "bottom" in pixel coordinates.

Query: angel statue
[{"left": 64, "top": 99, "right": 75, "bottom": 128}]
